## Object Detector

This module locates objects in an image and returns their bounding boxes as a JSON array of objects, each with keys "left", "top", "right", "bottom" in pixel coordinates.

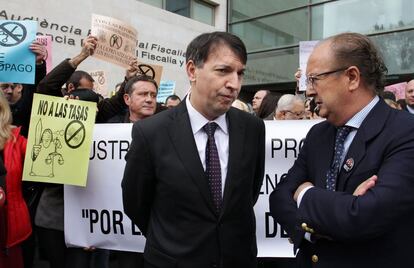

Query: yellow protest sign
[{"left": 23, "top": 94, "right": 97, "bottom": 186}]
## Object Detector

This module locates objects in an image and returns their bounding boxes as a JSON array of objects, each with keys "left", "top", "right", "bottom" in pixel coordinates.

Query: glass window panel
[
  {"left": 166, "top": 0, "right": 190, "bottom": 17},
  {"left": 311, "top": 0, "right": 414, "bottom": 39},
  {"left": 243, "top": 47, "right": 299, "bottom": 85},
  {"left": 372, "top": 30, "right": 414, "bottom": 75},
  {"left": 230, "top": 0, "right": 308, "bottom": 22},
  {"left": 230, "top": 9, "right": 309, "bottom": 51},
  {"left": 193, "top": 1, "right": 214, "bottom": 25},
  {"left": 140, "top": 0, "right": 163, "bottom": 8}
]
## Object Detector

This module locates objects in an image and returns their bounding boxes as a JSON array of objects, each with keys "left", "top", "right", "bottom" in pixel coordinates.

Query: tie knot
[
  {"left": 338, "top": 126, "right": 352, "bottom": 135},
  {"left": 336, "top": 126, "right": 352, "bottom": 143},
  {"left": 203, "top": 122, "right": 219, "bottom": 138}
]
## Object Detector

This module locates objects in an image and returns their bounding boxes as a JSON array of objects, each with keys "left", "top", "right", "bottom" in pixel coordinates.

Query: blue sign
[
  {"left": 157, "top": 80, "right": 176, "bottom": 103},
  {"left": 0, "top": 20, "right": 37, "bottom": 84}
]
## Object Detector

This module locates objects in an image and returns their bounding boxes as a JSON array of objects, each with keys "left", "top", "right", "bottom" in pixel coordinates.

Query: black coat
[
  {"left": 122, "top": 101, "right": 265, "bottom": 268},
  {"left": 270, "top": 100, "right": 414, "bottom": 268}
]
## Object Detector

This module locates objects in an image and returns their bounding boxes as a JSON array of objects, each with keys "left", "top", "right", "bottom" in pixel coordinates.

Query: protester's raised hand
[
  {"left": 30, "top": 41, "right": 47, "bottom": 64},
  {"left": 295, "top": 68, "right": 302, "bottom": 82},
  {"left": 126, "top": 58, "right": 139, "bottom": 80},
  {"left": 81, "top": 35, "right": 98, "bottom": 57}
]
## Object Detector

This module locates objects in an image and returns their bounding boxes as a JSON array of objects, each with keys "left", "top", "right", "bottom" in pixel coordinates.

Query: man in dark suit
[
  {"left": 269, "top": 32, "right": 414, "bottom": 268},
  {"left": 122, "top": 32, "right": 265, "bottom": 268}
]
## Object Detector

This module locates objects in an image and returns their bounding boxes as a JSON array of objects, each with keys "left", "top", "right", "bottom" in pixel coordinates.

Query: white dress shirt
[
  {"left": 186, "top": 95, "right": 229, "bottom": 196},
  {"left": 407, "top": 105, "right": 414, "bottom": 114}
]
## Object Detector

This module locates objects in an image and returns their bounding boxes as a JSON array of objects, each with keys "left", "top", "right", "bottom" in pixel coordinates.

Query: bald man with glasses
[{"left": 270, "top": 32, "right": 414, "bottom": 268}]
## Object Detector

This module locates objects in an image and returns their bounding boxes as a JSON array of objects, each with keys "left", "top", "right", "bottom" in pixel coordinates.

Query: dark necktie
[
  {"left": 326, "top": 126, "right": 352, "bottom": 191},
  {"left": 203, "top": 122, "right": 222, "bottom": 213}
]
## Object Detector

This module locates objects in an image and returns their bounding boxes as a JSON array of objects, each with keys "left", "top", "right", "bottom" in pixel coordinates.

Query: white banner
[
  {"left": 64, "top": 120, "right": 321, "bottom": 256},
  {"left": 64, "top": 123, "right": 145, "bottom": 252}
]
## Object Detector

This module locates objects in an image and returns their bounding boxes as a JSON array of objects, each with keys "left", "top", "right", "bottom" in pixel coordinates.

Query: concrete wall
[{"left": 1, "top": 0, "right": 226, "bottom": 97}]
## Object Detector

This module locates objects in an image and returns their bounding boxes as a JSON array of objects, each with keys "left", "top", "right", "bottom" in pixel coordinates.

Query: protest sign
[
  {"left": 65, "top": 120, "right": 321, "bottom": 256},
  {"left": 137, "top": 61, "right": 163, "bottom": 87},
  {"left": 156, "top": 80, "right": 175, "bottom": 103},
  {"left": 89, "top": 70, "right": 108, "bottom": 97},
  {"left": 91, "top": 14, "right": 137, "bottom": 68},
  {"left": 0, "top": 20, "right": 37, "bottom": 84},
  {"left": 65, "top": 123, "right": 145, "bottom": 251},
  {"left": 36, "top": 35, "right": 53, "bottom": 73},
  {"left": 23, "top": 93, "right": 97, "bottom": 186},
  {"left": 298, "top": 40, "right": 318, "bottom": 92},
  {"left": 384, "top": 82, "right": 406, "bottom": 100}
]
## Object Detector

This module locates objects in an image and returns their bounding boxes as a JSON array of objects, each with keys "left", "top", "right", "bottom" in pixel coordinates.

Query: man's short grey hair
[{"left": 276, "top": 94, "right": 304, "bottom": 112}]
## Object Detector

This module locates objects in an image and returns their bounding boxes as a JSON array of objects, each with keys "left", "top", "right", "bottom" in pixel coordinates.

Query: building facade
[{"left": 228, "top": 0, "right": 414, "bottom": 97}]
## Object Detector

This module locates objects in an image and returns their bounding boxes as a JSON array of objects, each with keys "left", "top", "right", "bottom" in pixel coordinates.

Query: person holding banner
[
  {"left": 0, "top": 40, "right": 47, "bottom": 137},
  {"left": 122, "top": 31, "right": 265, "bottom": 268},
  {"left": 37, "top": 35, "right": 127, "bottom": 123},
  {"left": 270, "top": 32, "right": 414, "bottom": 268},
  {"left": 107, "top": 59, "right": 158, "bottom": 124},
  {"left": 0, "top": 39, "right": 47, "bottom": 268},
  {"left": 0, "top": 91, "right": 31, "bottom": 268},
  {"left": 107, "top": 61, "right": 159, "bottom": 268},
  {"left": 35, "top": 36, "right": 120, "bottom": 268}
]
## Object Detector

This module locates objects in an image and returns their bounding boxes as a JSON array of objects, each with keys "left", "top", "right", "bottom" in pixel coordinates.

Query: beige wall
[{"left": 1, "top": 0, "right": 225, "bottom": 97}]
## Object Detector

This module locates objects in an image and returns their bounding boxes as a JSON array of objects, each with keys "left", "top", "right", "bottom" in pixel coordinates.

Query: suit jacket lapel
[
  {"left": 337, "top": 100, "right": 390, "bottom": 190},
  {"left": 220, "top": 108, "right": 246, "bottom": 217},
  {"left": 168, "top": 101, "right": 216, "bottom": 214}
]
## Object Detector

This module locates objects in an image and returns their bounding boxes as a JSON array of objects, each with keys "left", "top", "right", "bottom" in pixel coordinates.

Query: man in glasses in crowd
[{"left": 274, "top": 94, "right": 305, "bottom": 120}]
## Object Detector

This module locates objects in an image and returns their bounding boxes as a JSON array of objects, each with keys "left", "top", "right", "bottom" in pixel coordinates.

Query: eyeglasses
[
  {"left": 306, "top": 67, "right": 349, "bottom": 88},
  {"left": 284, "top": 110, "right": 305, "bottom": 118}
]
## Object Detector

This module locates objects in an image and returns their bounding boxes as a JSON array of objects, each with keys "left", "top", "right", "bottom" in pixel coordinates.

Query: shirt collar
[
  {"left": 407, "top": 104, "right": 414, "bottom": 114},
  {"left": 186, "top": 94, "right": 228, "bottom": 135},
  {"left": 345, "top": 96, "right": 379, "bottom": 129}
]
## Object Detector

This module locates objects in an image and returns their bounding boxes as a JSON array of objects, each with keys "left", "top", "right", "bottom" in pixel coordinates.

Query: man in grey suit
[{"left": 122, "top": 32, "right": 265, "bottom": 268}]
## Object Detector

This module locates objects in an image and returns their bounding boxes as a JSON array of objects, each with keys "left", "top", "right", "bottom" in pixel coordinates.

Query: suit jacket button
[
  {"left": 301, "top": 223, "right": 307, "bottom": 230},
  {"left": 311, "top": 254, "right": 319, "bottom": 263}
]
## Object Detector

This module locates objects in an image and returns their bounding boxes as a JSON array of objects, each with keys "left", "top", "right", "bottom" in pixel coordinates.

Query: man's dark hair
[
  {"left": 186, "top": 31, "right": 247, "bottom": 67},
  {"left": 65, "top": 71, "right": 94, "bottom": 90},
  {"left": 165, "top": 94, "right": 181, "bottom": 104},
  {"left": 309, "top": 98, "right": 318, "bottom": 115},
  {"left": 257, "top": 93, "right": 280, "bottom": 119},
  {"left": 125, "top": 75, "right": 158, "bottom": 95},
  {"left": 327, "top": 32, "right": 388, "bottom": 94},
  {"left": 382, "top": 91, "right": 396, "bottom": 102}
]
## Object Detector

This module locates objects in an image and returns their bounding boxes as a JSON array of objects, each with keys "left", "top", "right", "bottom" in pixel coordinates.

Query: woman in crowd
[{"left": 0, "top": 91, "right": 31, "bottom": 268}]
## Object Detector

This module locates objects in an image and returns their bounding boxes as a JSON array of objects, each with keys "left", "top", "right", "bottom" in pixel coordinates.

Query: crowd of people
[{"left": 1, "top": 30, "right": 414, "bottom": 268}]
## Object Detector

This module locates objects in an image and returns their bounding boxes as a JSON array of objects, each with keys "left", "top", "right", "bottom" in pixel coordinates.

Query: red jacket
[{"left": 3, "top": 127, "right": 31, "bottom": 248}]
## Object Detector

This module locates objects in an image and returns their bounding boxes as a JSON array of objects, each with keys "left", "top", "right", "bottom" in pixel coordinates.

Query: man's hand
[
  {"left": 81, "top": 35, "right": 98, "bottom": 57},
  {"left": 294, "top": 181, "right": 314, "bottom": 202},
  {"left": 30, "top": 41, "right": 47, "bottom": 64},
  {"left": 295, "top": 68, "right": 301, "bottom": 82},
  {"left": 69, "top": 35, "right": 98, "bottom": 68},
  {"left": 125, "top": 58, "right": 139, "bottom": 80},
  {"left": 353, "top": 175, "right": 378, "bottom": 196}
]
